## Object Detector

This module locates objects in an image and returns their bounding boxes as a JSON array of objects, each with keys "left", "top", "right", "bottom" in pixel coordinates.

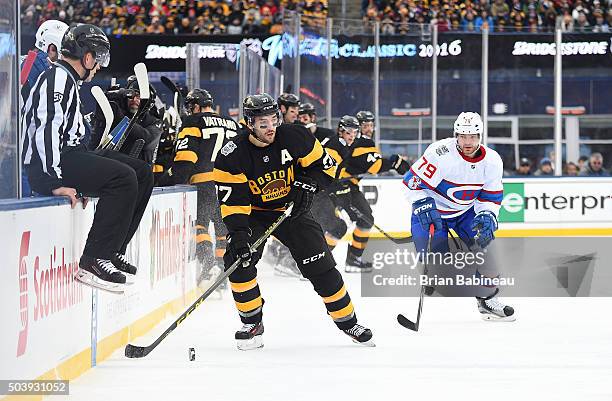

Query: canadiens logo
[{"left": 407, "top": 176, "right": 422, "bottom": 190}]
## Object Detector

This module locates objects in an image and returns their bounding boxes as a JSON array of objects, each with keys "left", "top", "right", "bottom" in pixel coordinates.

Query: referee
[{"left": 21, "top": 24, "right": 153, "bottom": 292}]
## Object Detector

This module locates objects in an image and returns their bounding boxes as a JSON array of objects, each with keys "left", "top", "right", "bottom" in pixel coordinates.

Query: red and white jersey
[{"left": 403, "top": 137, "right": 504, "bottom": 219}]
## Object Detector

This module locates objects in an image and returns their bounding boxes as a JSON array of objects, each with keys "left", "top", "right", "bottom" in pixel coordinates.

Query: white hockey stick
[{"left": 91, "top": 85, "right": 114, "bottom": 149}]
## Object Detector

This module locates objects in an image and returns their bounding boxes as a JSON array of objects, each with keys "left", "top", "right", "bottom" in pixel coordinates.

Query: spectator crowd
[
  {"left": 364, "top": 0, "right": 612, "bottom": 33},
  {"left": 22, "top": 0, "right": 612, "bottom": 35},
  {"left": 21, "top": 0, "right": 327, "bottom": 36},
  {"left": 506, "top": 151, "right": 610, "bottom": 176}
]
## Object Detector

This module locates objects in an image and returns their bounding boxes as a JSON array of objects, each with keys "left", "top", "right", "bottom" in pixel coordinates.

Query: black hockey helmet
[
  {"left": 185, "top": 88, "right": 214, "bottom": 111},
  {"left": 243, "top": 93, "right": 282, "bottom": 126},
  {"left": 338, "top": 115, "right": 360, "bottom": 132},
  {"left": 298, "top": 102, "right": 316, "bottom": 116},
  {"left": 355, "top": 110, "right": 375, "bottom": 124},
  {"left": 277, "top": 93, "right": 300, "bottom": 109},
  {"left": 61, "top": 24, "right": 110, "bottom": 67}
]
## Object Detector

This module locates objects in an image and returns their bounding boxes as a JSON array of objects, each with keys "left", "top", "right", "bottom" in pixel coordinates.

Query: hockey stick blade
[
  {"left": 397, "top": 313, "right": 418, "bottom": 331},
  {"left": 125, "top": 203, "right": 294, "bottom": 359},
  {"left": 92, "top": 86, "right": 114, "bottom": 149}
]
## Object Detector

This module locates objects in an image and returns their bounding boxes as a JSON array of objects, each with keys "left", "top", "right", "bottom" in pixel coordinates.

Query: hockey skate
[
  {"left": 111, "top": 253, "right": 137, "bottom": 284},
  {"left": 476, "top": 290, "right": 516, "bottom": 322},
  {"left": 345, "top": 249, "right": 373, "bottom": 273},
  {"left": 343, "top": 323, "right": 375, "bottom": 347},
  {"left": 75, "top": 256, "right": 126, "bottom": 293},
  {"left": 197, "top": 263, "right": 226, "bottom": 299},
  {"left": 273, "top": 251, "right": 302, "bottom": 278},
  {"left": 235, "top": 322, "right": 264, "bottom": 351}
]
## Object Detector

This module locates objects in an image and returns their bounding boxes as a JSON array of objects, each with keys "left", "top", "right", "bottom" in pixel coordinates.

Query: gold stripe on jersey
[
  {"left": 329, "top": 302, "right": 355, "bottom": 320},
  {"left": 230, "top": 278, "right": 258, "bottom": 293},
  {"left": 325, "top": 148, "right": 343, "bottom": 164},
  {"left": 178, "top": 126, "right": 202, "bottom": 139},
  {"left": 367, "top": 159, "right": 383, "bottom": 174},
  {"left": 235, "top": 296, "right": 263, "bottom": 312},
  {"left": 175, "top": 150, "right": 198, "bottom": 163},
  {"left": 213, "top": 168, "right": 248, "bottom": 184},
  {"left": 352, "top": 146, "right": 381, "bottom": 157},
  {"left": 190, "top": 171, "right": 215, "bottom": 184},
  {"left": 323, "top": 285, "right": 347, "bottom": 304},
  {"left": 298, "top": 140, "right": 324, "bottom": 168},
  {"left": 221, "top": 204, "right": 251, "bottom": 218},
  {"left": 152, "top": 164, "right": 164, "bottom": 173}
]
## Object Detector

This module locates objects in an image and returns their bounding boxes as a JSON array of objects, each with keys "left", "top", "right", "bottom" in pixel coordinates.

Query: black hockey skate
[
  {"left": 345, "top": 250, "right": 373, "bottom": 273},
  {"left": 112, "top": 253, "right": 137, "bottom": 284},
  {"left": 476, "top": 290, "right": 516, "bottom": 322},
  {"left": 235, "top": 322, "right": 264, "bottom": 351},
  {"left": 343, "top": 323, "right": 375, "bottom": 347},
  {"left": 75, "top": 256, "right": 126, "bottom": 293}
]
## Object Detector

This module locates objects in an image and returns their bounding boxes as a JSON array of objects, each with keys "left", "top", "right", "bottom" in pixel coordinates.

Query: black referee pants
[{"left": 60, "top": 148, "right": 153, "bottom": 259}]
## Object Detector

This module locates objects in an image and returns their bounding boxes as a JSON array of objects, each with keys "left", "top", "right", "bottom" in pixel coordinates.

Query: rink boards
[
  {"left": 1, "top": 178, "right": 611, "bottom": 400},
  {"left": 0, "top": 187, "right": 198, "bottom": 401}
]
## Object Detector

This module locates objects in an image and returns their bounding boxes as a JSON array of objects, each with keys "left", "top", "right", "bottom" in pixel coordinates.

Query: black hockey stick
[
  {"left": 397, "top": 224, "right": 434, "bottom": 331},
  {"left": 160, "top": 76, "right": 184, "bottom": 115},
  {"left": 124, "top": 202, "right": 294, "bottom": 359},
  {"left": 346, "top": 204, "right": 413, "bottom": 244},
  {"left": 128, "top": 138, "right": 145, "bottom": 159}
]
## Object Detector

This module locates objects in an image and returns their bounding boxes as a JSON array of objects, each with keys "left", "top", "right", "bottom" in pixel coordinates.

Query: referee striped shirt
[{"left": 21, "top": 60, "right": 86, "bottom": 194}]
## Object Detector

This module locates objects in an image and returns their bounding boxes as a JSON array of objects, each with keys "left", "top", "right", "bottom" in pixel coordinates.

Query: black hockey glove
[
  {"left": 391, "top": 154, "right": 410, "bottom": 175},
  {"left": 329, "top": 181, "right": 352, "bottom": 210},
  {"left": 225, "top": 231, "right": 253, "bottom": 270},
  {"left": 290, "top": 175, "right": 318, "bottom": 220}
]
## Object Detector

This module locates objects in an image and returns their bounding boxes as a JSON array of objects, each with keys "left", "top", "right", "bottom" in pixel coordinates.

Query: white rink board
[
  {"left": 0, "top": 187, "right": 197, "bottom": 384},
  {"left": 0, "top": 205, "right": 92, "bottom": 381}
]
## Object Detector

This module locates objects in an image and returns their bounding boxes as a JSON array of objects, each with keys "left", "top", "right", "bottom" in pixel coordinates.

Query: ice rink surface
[{"left": 58, "top": 246, "right": 612, "bottom": 401}]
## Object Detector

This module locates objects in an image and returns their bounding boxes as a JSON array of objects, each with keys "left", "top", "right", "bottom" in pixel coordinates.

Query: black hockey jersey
[
  {"left": 344, "top": 136, "right": 395, "bottom": 184},
  {"left": 213, "top": 124, "right": 335, "bottom": 234},
  {"left": 157, "top": 112, "right": 238, "bottom": 186},
  {"left": 313, "top": 126, "right": 335, "bottom": 145}
]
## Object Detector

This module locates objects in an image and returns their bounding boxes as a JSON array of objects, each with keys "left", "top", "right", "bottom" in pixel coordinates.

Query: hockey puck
[{"left": 188, "top": 347, "right": 196, "bottom": 361}]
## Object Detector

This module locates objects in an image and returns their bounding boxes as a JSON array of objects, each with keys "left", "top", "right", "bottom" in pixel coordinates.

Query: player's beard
[{"left": 253, "top": 127, "right": 276, "bottom": 145}]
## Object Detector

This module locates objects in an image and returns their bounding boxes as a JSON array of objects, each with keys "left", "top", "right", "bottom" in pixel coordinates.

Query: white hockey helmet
[
  {"left": 453, "top": 112, "right": 483, "bottom": 137},
  {"left": 35, "top": 20, "right": 69, "bottom": 53}
]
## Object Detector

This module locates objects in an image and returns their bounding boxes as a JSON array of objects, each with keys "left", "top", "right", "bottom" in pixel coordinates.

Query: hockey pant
[
  {"left": 411, "top": 207, "right": 499, "bottom": 298},
  {"left": 225, "top": 210, "right": 358, "bottom": 330},
  {"left": 343, "top": 185, "right": 373, "bottom": 257},
  {"left": 311, "top": 192, "right": 347, "bottom": 251}
]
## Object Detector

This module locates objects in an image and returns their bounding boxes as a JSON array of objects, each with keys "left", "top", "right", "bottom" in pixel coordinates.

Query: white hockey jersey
[{"left": 403, "top": 137, "right": 504, "bottom": 219}]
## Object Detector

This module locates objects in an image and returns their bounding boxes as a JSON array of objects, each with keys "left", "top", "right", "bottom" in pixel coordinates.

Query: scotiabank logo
[
  {"left": 17, "top": 232, "right": 30, "bottom": 357},
  {"left": 16, "top": 231, "right": 85, "bottom": 358}
]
